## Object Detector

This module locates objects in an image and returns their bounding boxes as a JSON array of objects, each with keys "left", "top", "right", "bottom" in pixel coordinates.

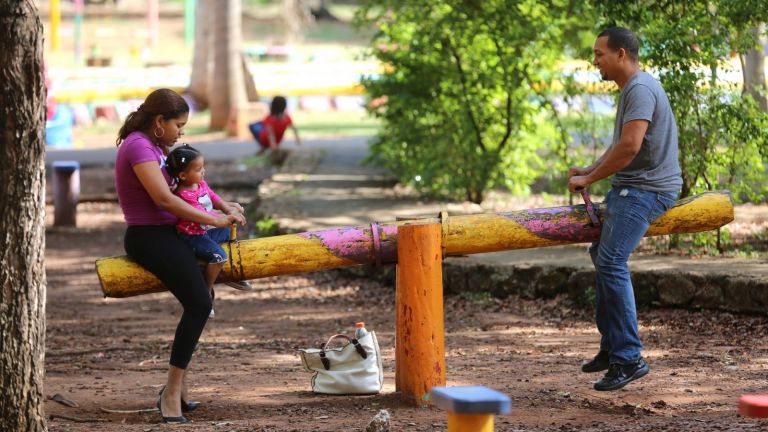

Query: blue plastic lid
[
  {"left": 52, "top": 161, "right": 80, "bottom": 171},
  {"left": 430, "top": 386, "right": 512, "bottom": 414}
]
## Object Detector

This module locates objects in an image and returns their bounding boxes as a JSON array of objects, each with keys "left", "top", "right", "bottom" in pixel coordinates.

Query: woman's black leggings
[{"left": 124, "top": 225, "right": 211, "bottom": 369}]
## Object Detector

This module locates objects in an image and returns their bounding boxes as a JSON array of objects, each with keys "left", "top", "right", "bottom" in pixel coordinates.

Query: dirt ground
[{"left": 43, "top": 168, "right": 768, "bottom": 431}]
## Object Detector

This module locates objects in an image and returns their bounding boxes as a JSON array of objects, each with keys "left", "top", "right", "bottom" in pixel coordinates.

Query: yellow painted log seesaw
[{"left": 95, "top": 190, "right": 734, "bottom": 298}]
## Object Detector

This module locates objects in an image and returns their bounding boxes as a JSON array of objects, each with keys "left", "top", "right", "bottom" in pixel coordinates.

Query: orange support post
[{"left": 396, "top": 222, "right": 446, "bottom": 406}]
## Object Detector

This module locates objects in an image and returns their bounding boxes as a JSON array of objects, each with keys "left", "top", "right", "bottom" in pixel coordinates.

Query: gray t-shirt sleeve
[{"left": 622, "top": 85, "right": 655, "bottom": 124}]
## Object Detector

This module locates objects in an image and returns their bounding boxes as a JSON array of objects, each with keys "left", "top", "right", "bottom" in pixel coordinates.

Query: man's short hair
[{"left": 598, "top": 27, "right": 639, "bottom": 61}]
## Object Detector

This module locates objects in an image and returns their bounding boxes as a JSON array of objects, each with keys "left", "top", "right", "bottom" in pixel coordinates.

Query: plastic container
[
  {"left": 354, "top": 322, "right": 369, "bottom": 339},
  {"left": 739, "top": 394, "right": 768, "bottom": 418},
  {"left": 45, "top": 104, "right": 74, "bottom": 149}
]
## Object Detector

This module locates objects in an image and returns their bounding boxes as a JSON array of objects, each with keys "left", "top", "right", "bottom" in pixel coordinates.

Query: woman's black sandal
[
  {"left": 159, "top": 385, "right": 200, "bottom": 413},
  {"left": 157, "top": 390, "right": 189, "bottom": 424},
  {"left": 181, "top": 399, "right": 200, "bottom": 412}
]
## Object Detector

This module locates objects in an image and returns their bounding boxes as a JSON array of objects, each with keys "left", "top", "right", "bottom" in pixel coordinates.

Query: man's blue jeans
[{"left": 588, "top": 186, "right": 677, "bottom": 364}]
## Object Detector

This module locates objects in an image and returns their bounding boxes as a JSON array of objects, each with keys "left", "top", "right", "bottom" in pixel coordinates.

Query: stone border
[{"left": 332, "top": 261, "right": 768, "bottom": 315}]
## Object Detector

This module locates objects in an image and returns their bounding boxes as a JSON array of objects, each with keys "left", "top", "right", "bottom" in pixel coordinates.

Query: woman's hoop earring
[{"left": 153, "top": 127, "right": 165, "bottom": 138}]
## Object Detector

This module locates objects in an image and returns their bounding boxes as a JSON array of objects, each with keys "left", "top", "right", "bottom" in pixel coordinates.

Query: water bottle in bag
[{"left": 355, "top": 321, "right": 369, "bottom": 339}]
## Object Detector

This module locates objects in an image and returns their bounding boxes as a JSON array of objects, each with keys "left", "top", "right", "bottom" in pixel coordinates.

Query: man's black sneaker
[
  {"left": 581, "top": 350, "right": 610, "bottom": 373},
  {"left": 594, "top": 357, "right": 649, "bottom": 391}
]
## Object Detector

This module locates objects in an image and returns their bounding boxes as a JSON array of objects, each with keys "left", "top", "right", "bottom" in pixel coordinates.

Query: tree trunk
[
  {"left": 311, "top": 0, "right": 339, "bottom": 22},
  {"left": 242, "top": 55, "right": 258, "bottom": 102},
  {"left": 187, "top": 0, "right": 211, "bottom": 109},
  {"left": 190, "top": 0, "right": 257, "bottom": 113},
  {"left": 742, "top": 23, "right": 768, "bottom": 110},
  {"left": 0, "top": 1, "right": 48, "bottom": 431},
  {"left": 282, "top": 0, "right": 313, "bottom": 44},
  {"left": 209, "top": 0, "right": 246, "bottom": 129}
]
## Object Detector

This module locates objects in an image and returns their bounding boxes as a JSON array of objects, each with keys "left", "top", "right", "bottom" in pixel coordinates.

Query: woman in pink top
[
  {"left": 114, "top": 89, "right": 243, "bottom": 424},
  {"left": 166, "top": 144, "right": 249, "bottom": 319}
]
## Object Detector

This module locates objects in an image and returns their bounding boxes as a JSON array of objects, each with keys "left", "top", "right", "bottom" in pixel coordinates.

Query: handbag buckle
[
  {"left": 351, "top": 339, "right": 368, "bottom": 359},
  {"left": 318, "top": 351, "right": 331, "bottom": 370}
]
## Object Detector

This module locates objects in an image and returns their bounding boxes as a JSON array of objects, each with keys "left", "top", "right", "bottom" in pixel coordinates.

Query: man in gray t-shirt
[
  {"left": 567, "top": 27, "right": 682, "bottom": 392},
  {"left": 611, "top": 71, "right": 682, "bottom": 192}
]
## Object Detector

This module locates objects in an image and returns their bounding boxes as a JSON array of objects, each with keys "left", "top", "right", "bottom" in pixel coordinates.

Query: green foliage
[
  {"left": 460, "top": 290, "right": 494, "bottom": 305},
  {"left": 240, "top": 154, "right": 272, "bottom": 168},
  {"left": 574, "top": 285, "right": 596, "bottom": 308},
  {"left": 244, "top": 202, "right": 281, "bottom": 238},
  {"left": 594, "top": 1, "right": 768, "bottom": 203},
  {"left": 651, "top": 228, "right": 768, "bottom": 257},
  {"left": 354, "top": 0, "right": 585, "bottom": 203},
  {"left": 539, "top": 109, "right": 615, "bottom": 196},
  {"left": 354, "top": 0, "right": 768, "bottom": 209},
  {"left": 685, "top": 229, "right": 731, "bottom": 255},
  {"left": 253, "top": 216, "right": 279, "bottom": 238}
]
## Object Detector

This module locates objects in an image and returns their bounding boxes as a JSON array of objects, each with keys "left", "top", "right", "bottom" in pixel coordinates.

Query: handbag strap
[
  {"left": 318, "top": 334, "right": 369, "bottom": 370},
  {"left": 351, "top": 339, "right": 368, "bottom": 359},
  {"left": 315, "top": 334, "right": 349, "bottom": 371},
  {"left": 323, "top": 334, "right": 352, "bottom": 349}
]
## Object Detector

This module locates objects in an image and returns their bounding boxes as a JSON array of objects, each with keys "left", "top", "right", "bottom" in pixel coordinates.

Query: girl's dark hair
[
  {"left": 165, "top": 144, "right": 201, "bottom": 181},
  {"left": 116, "top": 88, "right": 189, "bottom": 146},
  {"left": 270, "top": 96, "right": 287, "bottom": 116}
]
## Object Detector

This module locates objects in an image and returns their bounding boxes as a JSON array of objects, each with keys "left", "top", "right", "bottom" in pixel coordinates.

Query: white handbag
[{"left": 298, "top": 331, "right": 384, "bottom": 395}]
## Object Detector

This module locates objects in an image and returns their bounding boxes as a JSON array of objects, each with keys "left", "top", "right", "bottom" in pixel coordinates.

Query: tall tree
[
  {"left": 188, "top": 0, "right": 257, "bottom": 124},
  {"left": 0, "top": 1, "right": 47, "bottom": 431},
  {"left": 283, "top": 0, "right": 314, "bottom": 43},
  {"left": 742, "top": 23, "right": 767, "bottom": 110},
  {"left": 188, "top": 0, "right": 212, "bottom": 109},
  {"left": 355, "top": 0, "right": 579, "bottom": 203},
  {"left": 209, "top": 0, "right": 246, "bottom": 128},
  {"left": 595, "top": 0, "right": 768, "bottom": 201}
]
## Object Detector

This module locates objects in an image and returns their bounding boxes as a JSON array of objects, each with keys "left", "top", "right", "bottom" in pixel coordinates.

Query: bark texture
[
  {"left": 189, "top": 0, "right": 256, "bottom": 120},
  {"left": 742, "top": 24, "right": 768, "bottom": 110},
  {"left": 209, "top": 0, "right": 246, "bottom": 128},
  {"left": 0, "top": 1, "right": 48, "bottom": 431},
  {"left": 187, "top": 0, "right": 211, "bottom": 109}
]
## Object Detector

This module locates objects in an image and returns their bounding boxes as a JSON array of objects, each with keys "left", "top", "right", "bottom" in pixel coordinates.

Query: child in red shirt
[{"left": 248, "top": 96, "right": 301, "bottom": 154}]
